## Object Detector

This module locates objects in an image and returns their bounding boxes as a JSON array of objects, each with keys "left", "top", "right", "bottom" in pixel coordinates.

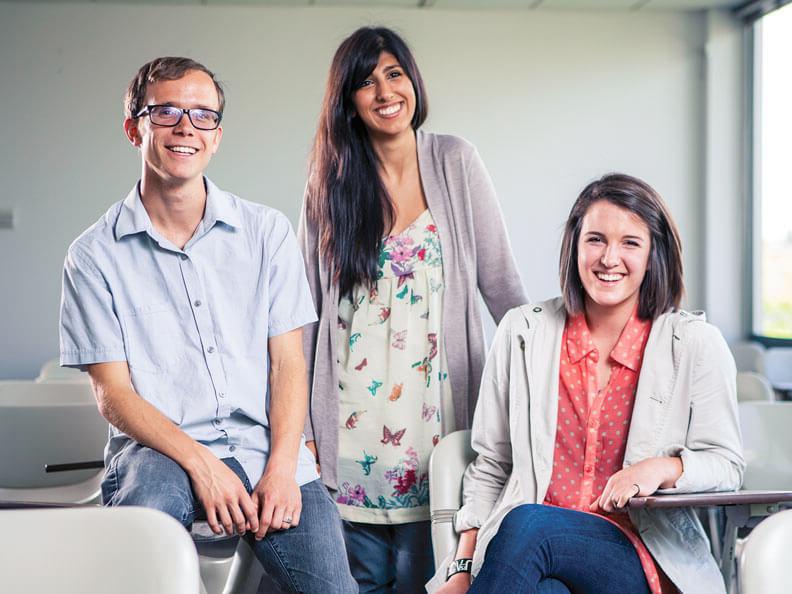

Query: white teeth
[
  {"left": 597, "top": 273, "right": 623, "bottom": 282},
  {"left": 169, "top": 146, "right": 197, "bottom": 154},
  {"left": 377, "top": 103, "right": 401, "bottom": 116}
]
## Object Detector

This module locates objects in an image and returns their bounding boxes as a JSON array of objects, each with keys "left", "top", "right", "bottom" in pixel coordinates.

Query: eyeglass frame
[{"left": 134, "top": 104, "right": 223, "bottom": 131}]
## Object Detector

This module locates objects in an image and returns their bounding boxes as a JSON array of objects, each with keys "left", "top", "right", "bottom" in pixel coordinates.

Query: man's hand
[
  {"left": 590, "top": 456, "right": 683, "bottom": 513},
  {"left": 188, "top": 446, "right": 259, "bottom": 536},
  {"left": 251, "top": 465, "right": 302, "bottom": 540},
  {"left": 306, "top": 440, "right": 321, "bottom": 476}
]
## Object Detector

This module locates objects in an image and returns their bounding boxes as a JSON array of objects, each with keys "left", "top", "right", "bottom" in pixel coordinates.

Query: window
[{"left": 753, "top": 3, "right": 792, "bottom": 340}]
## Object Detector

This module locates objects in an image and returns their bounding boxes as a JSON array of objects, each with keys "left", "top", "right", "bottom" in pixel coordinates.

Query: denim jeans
[
  {"left": 469, "top": 504, "right": 652, "bottom": 594},
  {"left": 102, "top": 441, "right": 356, "bottom": 594},
  {"left": 341, "top": 519, "right": 434, "bottom": 594}
]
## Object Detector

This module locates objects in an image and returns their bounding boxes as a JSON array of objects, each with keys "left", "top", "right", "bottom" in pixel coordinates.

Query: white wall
[{"left": 0, "top": 1, "right": 736, "bottom": 378}]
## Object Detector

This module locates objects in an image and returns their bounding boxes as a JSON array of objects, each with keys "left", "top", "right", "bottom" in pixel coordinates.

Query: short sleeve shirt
[{"left": 59, "top": 178, "right": 319, "bottom": 486}]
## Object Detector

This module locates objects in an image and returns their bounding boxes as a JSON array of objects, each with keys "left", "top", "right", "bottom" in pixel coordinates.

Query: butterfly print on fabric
[
  {"left": 375, "top": 307, "right": 391, "bottom": 324},
  {"left": 349, "top": 332, "right": 362, "bottom": 351},
  {"left": 410, "top": 291, "right": 423, "bottom": 305},
  {"left": 380, "top": 425, "right": 406, "bottom": 447},
  {"left": 396, "top": 272, "right": 415, "bottom": 288},
  {"left": 356, "top": 451, "right": 378, "bottom": 476},
  {"left": 354, "top": 358, "right": 368, "bottom": 371},
  {"left": 429, "top": 278, "right": 443, "bottom": 294},
  {"left": 391, "top": 330, "right": 407, "bottom": 350},
  {"left": 421, "top": 403, "right": 437, "bottom": 422},
  {"left": 344, "top": 410, "right": 367, "bottom": 429},
  {"left": 367, "top": 380, "right": 383, "bottom": 396},
  {"left": 411, "top": 357, "right": 432, "bottom": 387},
  {"left": 427, "top": 333, "right": 438, "bottom": 361},
  {"left": 388, "top": 383, "right": 404, "bottom": 402},
  {"left": 396, "top": 285, "right": 409, "bottom": 300},
  {"left": 432, "top": 434, "right": 440, "bottom": 446}
]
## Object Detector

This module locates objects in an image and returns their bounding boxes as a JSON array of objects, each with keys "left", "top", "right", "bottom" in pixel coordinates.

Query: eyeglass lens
[{"left": 149, "top": 106, "right": 220, "bottom": 130}]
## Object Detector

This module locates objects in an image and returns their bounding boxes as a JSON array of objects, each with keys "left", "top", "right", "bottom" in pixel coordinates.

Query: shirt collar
[
  {"left": 566, "top": 312, "right": 596, "bottom": 364},
  {"left": 610, "top": 309, "right": 652, "bottom": 372},
  {"left": 114, "top": 177, "right": 241, "bottom": 242},
  {"left": 565, "top": 305, "right": 651, "bottom": 371}
]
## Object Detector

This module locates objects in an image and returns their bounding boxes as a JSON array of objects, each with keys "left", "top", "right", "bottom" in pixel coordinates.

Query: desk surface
[{"left": 629, "top": 489, "right": 792, "bottom": 509}]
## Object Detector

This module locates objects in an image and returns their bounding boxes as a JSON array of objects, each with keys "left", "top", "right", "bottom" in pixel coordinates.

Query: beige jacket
[{"left": 428, "top": 298, "right": 744, "bottom": 594}]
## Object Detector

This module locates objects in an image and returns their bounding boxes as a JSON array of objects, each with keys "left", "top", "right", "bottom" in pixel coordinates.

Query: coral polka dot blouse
[{"left": 543, "top": 308, "right": 675, "bottom": 594}]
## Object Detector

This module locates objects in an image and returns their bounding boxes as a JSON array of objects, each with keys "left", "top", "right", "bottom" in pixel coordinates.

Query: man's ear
[{"left": 123, "top": 118, "right": 142, "bottom": 147}]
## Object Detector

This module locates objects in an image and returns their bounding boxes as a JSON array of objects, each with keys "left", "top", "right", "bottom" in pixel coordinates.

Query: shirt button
[
  {"left": 213, "top": 418, "right": 222, "bottom": 426},
  {"left": 180, "top": 254, "right": 188, "bottom": 261},
  {"left": 207, "top": 346, "right": 215, "bottom": 354},
  {"left": 194, "top": 300, "right": 202, "bottom": 307},
  {"left": 218, "top": 391, "right": 226, "bottom": 399},
  {"left": 584, "top": 465, "right": 593, "bottom": 473},
  {"left": 229, "top": 445, "right": 236, "bottom": 452}
]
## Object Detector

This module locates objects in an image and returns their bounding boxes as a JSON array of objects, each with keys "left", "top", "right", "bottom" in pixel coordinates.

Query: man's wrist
[{"left": 446, "top": 558, "right": 473, "bottom": 581}]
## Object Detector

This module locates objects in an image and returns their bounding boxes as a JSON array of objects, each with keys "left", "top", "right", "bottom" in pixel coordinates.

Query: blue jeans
[
  {"left": 102, "top": 442, "right": 356, "bottom": 594},
  {"left": 469, "top": 504, "right": 652, "bottom": 594},
  {"left": 342, "top": 520, "right": 434, "bottom": 593}
]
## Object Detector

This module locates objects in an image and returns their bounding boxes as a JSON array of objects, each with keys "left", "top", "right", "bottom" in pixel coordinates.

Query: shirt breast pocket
[{"left": 121, "top": 303, "right": 187, "bottom": 374}]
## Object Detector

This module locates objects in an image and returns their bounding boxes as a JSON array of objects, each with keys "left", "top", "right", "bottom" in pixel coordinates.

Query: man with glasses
[{"left": 59, "top": 57, "right": 355, "bottom": 593}]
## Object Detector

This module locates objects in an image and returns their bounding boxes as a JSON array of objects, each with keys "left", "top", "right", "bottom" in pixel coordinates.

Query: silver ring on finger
[{"left": 283, "top": 516, "right": 293, "bottom": 524}]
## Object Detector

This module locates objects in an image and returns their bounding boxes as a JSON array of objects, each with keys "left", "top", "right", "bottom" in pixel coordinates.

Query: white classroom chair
[
  {"left": 0, "top": 380, "right": 106, "bottom": 504},
  {"left": 730, "top": 341, "right": 766, "bottom": 375},
  {"left": 736, "top": 372, "right": 775, "bottom": 402},
  {"left": 739, "top": 509, "right": 792, "bottom": 594},
  {"left": 0, "top": 506, "right": 200, "bottom": 594},
  {"left": 764, "top": 347, "right": 792, "bottom": 396}
]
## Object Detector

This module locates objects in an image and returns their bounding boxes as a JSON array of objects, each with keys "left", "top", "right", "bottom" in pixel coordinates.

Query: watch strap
[{"left": 446, "top": 558, "right": 473, "bottom": 581}]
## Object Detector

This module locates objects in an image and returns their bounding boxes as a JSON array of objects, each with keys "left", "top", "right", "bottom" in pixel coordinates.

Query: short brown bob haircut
[
  {"left": 124, "top": 57, "right": 225, "bottom": 120},
  {"left": 559, "top": 173, "right": 684, "bottom": 321}
]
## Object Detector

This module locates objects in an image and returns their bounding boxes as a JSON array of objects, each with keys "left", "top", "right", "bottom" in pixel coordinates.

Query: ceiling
[{"left": 3, "top": 0, "right": 747, "bottom": 11}]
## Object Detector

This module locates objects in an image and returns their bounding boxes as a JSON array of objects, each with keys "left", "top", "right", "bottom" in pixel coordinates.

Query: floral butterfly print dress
[{"left": 334, "top": 209, "right": 451, "bottom": 524}]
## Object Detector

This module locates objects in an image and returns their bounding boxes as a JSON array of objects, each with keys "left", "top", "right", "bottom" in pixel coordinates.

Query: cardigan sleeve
[
  {"left": 455, "top": 309, "right": 517, "bottom": 531},
  {"left": 465, "top": 146, "right": 527, "bottom": 324},
  {"left": 656, "top": 321, "right": 745, "bottom": 494},
  {"left": 297, "top": 197, "right": 322, "bottom": 442}
]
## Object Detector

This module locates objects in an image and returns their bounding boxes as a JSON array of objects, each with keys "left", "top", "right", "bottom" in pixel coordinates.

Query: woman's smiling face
[
  {"left": 577, "top": 200, "right": 652, "bottom": 314},
  {"left": 351, "top": 51, "right": 416, "bottom": 141}
]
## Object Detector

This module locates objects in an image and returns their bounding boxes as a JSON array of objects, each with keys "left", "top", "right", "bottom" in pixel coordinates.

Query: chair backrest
[
  {"left": 36, "top": 358, "right": 90, "bottom": 383},
  {"left": 0, "top": 507, "right": 200, "bottom": 594},
  {"left": 739, "top": 402, "right": 792, "bottom": 490},
  {"left": 0, "top": 381, "right": 106, "bottom": 502},
  {"left": 739, "top": 509, "right": 792, "bottom": 594},
  {"left": 764, "top": 347, "right": 792, "bottom": 389},
  {"left": 429, "top": 429, "right": 475, "bottom": 568},
  {"left": 730, "top": 341, "right": 766, "bottom": 374},
  {"left": 736, "top": 372, "right": 775, "bottom": 402}
]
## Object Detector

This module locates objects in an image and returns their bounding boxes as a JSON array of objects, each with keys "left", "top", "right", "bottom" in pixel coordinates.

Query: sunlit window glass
[{"left": 754, "top": 3, "right": 792, "bottom": 339}]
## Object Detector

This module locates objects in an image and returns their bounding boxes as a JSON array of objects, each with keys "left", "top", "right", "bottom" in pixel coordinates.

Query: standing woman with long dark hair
[{"left": 299, "top": 26, "right": 526, "bottom": 592}]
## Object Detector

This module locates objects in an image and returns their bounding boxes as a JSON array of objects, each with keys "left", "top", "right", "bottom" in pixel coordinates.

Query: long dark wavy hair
[{"left": 306, "top": 26, "right": 428, "bottom": 297}]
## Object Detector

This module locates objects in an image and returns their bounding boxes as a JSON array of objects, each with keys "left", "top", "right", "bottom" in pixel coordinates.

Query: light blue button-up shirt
[{"left": 60, "top": 179, "right": 319, "bottom": 486}]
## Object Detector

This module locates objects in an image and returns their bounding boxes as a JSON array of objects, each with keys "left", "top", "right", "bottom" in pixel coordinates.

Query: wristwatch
[{"left": 446, "top": 558, "right": 473, "bottom": 581}]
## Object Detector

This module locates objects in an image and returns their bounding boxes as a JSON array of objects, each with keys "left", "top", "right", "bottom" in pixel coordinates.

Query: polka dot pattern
[{"left": 543, "top": 310, "right": 674, "bottom": 594}]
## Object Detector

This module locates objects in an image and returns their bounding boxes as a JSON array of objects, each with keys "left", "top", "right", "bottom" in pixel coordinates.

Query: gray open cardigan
[{"left": 297, "top": 130, "right": 527, "bottom": 490}]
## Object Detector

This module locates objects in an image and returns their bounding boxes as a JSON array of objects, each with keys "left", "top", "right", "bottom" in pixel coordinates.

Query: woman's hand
[
  {"left": 435, "top": 572, "right": 471, "bottom": 594},
  {"left": 591, "top": 456, "right": 683, "bottom": 513}
]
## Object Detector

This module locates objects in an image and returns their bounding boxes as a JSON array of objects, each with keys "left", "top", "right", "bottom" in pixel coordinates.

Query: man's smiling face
[{"left": 125, "top": 69, "right": 223, "bottom": 188}]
